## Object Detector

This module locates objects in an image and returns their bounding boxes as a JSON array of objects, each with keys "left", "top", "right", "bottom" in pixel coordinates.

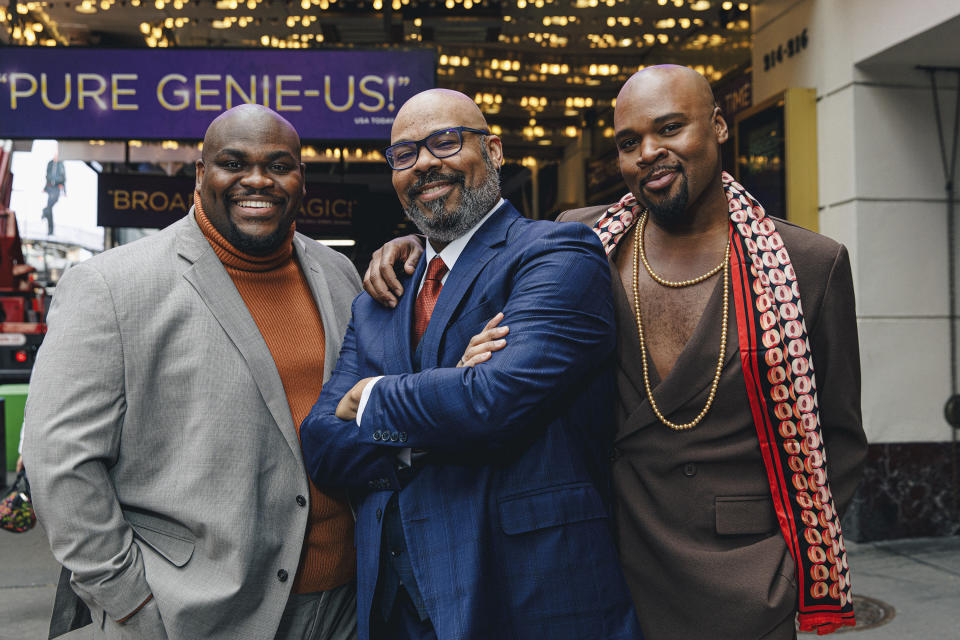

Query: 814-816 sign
[{"left": 763, "top": 29, "right": 808, "bottom": 71}]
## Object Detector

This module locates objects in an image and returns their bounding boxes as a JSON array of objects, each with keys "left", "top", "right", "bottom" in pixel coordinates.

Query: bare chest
[{"left": 615, "top": 235, "right": 716, "bottom": 381}]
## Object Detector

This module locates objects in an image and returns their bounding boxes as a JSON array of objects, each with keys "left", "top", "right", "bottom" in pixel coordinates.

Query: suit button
[
  {"left": 373, "top": 430, "right": 382, "bottom": 441},
  {"left": 399, "top": 432, "right": 408, "bottom": 442},
  {"left": 390, "top": 549, "right": 400, "bottom": 558},
  {"left": 296, "top": 495, "right": 306, "bottom": 507},
  {"left": 368, "top": 480, "right": 376, "bottom": 489},
  {"left": 277, "top": 569, "right": 288, "bottom": 582},
  {"left": 683, "top": 462, "right": 697, "bottom": 478},
  {"left": 376, "top": 508, "right": 383, "bottom": 521},
  {"left": 390, "top": 432, "right": 399, "bottom": 442}
]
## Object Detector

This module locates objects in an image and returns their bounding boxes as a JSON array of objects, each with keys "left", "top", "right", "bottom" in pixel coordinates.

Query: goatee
[
  {"left": 225, "top": 222, "right": 293, "bottom": 256},
  {"left": 403, "top": 148, "right": 501, "bottom": 244},
  {"left": 639, "top": 166, "right": 689, "bottom": 228}
]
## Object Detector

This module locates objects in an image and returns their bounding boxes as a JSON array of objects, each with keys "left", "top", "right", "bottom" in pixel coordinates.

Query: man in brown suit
[{"left": 364, "top": 66, "right": 867, "bottom": 639}]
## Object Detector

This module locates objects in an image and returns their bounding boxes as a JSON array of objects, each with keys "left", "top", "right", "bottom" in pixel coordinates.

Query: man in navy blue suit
[{"left": 300, "top": 88, "right": 641, "bottom": 640}]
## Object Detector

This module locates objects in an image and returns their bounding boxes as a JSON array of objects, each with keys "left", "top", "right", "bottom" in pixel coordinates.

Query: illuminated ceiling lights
[
  {"left": 3, "top": 2, "right": 61, "bottom": 46},
  {"left": 539, "top": 63, "right": 569, "bottom": 75},
  {"left": 3, "top": 0, "right": 751, "bottom": 151},
  {"left": 474, "top": 92, "right": 503, "bottom": 115},
  {"left": 520, "top": 96, "right": 548, "bottom": 113},
  {"left": 439, "top": 54, "right": 471, "bottom": 67}
]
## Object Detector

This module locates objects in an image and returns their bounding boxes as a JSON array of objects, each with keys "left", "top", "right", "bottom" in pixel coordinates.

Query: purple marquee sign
[{"left": 0, "top": 47, "right": 434, "bottom": 140}]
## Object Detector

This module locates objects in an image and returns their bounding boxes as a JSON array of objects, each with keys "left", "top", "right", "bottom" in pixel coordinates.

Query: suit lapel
[
  {"left": 387, "top": 261, "right": 424, "bottom": 373},
  {"left": 176, "top": 211, "right": 302, "bottom": 463},
  {"left": 610, "top": 239, "right": 739, "bottom": 443},
  {"left": 418, "top": 203, "right": 515, "bottom": 369},
  {"left": 294, "top": 235, "right": 345, "bottom": 382}
]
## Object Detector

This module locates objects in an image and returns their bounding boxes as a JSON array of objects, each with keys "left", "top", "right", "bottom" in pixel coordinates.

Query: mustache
[
  {"left": 407, "top": 170, "right": 465, "bottom": 199},
  {"left": 640, "top": 163, "right": 683, "bottom": 187}
]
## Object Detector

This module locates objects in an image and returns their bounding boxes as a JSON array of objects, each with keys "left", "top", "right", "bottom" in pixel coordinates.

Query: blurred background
[{"left": 1, "top": 0, "right": 959, "bottom": 636}]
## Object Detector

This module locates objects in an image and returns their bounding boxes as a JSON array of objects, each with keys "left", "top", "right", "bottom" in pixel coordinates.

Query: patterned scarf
[{"left": 592, "top": 172, "right": 855, "bottom": 634}]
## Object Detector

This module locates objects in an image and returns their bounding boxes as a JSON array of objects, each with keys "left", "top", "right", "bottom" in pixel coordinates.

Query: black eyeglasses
[{"left": 384, "top": 126, "right": 490, "bottom": 170}]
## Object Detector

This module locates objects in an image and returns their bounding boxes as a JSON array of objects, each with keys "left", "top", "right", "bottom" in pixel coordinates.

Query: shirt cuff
[{"left": 356, "top": 376, "right": 383, "bottom": 426}]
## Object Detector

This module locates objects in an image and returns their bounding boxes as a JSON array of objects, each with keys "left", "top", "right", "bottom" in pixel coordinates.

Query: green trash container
[{"left": 1, "top": 384, "right": 29, "bottom": 471}]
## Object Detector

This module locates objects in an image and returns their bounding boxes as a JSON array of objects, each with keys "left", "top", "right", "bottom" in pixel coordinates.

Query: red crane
[{"left": 0, "top": 144, "right": 46, "bottom": 383}]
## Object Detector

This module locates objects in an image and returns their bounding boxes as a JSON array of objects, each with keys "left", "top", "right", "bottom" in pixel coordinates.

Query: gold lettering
[
  {"left": 358, "top": 75, "right": 385, "bottom": 112},
  {"left": 324, "top": 75, "right": 354, "bottom": 112},
  {"left": 113, "top": 190, "right": 130, "bottom": 210},
  {"left": 149, "top": 191, "right": 169, "bottom": 211},
  {"left": 157, "top": 74, "right": 189, "bottom": 111},
  {"left": 275, "top": 75, "right": 302, "bottom": 112},
  {"left": 306, "top": 198, "right": 323, "bottom": 217},
  {"left": 331, "top": 199, "right": 349, "bottom": 218},
  {"left": 9, "top": 73, "right": 37, "bottom": 109},
  {"left": 111, "top": 74, "right": 138, "bottom": 111},
  {"left": 40, "top": 73, "right": 71, "bottom": 110},
  {"left": 170, "top": 192, "right": 188, "bottom": 212},
  {"left": 195, "top": 74, "right": 222, "bottom": 111},
  {"left": 225, "top": 74, "right": 256, "bottom": 109},
  {"left": 131, "top": 191, "right": 148, "bottom": 210},
  {"left": 77, "top": 74, "right": 108, "bottom": 110}
]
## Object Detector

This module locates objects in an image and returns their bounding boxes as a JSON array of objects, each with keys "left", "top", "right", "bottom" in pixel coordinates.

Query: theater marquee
[
  {"left": 0, "top": 48, "right": 434, "bottom": 140},
  {"left": 97, "top": 173, "right": 397, "bottom": 237}
]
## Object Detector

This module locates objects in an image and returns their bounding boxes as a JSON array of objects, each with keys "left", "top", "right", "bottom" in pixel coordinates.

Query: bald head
[
  {"left": 391, "top": 88, "right": 490, "bottom": 144},
  {"left": 617, "top": 65, "right": 717, "bottom": 119},
  {"left": 202, "top": 104, "right": 301, "bottom": 163}
]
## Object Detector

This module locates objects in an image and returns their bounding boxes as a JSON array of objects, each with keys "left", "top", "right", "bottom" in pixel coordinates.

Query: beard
[
  {"left": 637, "top": 165, "right": 689, "bottom": 228},
  {"left": 212, "top": 198, "right": 297, "bottom": 256},
  {"left": 403, "top": 147, "right": 501, "bottom": 244},
  {"left": 224, "top": 216, "right": 295, "bottom": 256}
]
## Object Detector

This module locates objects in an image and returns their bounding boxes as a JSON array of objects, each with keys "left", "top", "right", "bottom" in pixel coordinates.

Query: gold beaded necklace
[
  {"left": 637, "top": 210, "right": 728, "bottom": 286},
  {"left": 631, "top": 209, "right": 730, "bottom": 431}
]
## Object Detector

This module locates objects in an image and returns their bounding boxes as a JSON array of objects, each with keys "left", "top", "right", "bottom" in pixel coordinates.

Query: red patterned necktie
[{"left": 412, "top": 255, "right": 447, "bottom": 346}]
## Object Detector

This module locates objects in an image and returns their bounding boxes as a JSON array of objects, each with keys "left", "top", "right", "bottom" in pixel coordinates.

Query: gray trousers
[
  {"left": 91, "top": 581, "right": 357, "bottom": 640},
  {"left": 275, "top": 581, "right": 358, "bottom": 640}
]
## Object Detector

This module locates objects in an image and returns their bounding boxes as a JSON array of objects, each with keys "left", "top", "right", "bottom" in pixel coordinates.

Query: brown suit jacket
[{"left": 557, "top": 205, "right": 867, "bottom": 640}]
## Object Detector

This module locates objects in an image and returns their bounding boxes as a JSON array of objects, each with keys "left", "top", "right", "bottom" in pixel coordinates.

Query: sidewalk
[{"left": 2, "top": 495, "right": 958, "bottom": 638}]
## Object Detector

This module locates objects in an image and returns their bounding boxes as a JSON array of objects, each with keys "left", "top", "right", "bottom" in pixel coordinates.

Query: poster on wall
[{"left": 0, "top": 48, "right": 434, "bottom": 140}]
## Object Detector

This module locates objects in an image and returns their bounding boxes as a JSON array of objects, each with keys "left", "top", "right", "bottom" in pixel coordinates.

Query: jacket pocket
[
  {"left": 123, "top": 509, "right": 195, "bottom": 567},
  {"left": 498, "top": 482, "right": 607, "bottom": 535},
  {"left": 715, "top": 495, "right": 778, "bottom": 536}
]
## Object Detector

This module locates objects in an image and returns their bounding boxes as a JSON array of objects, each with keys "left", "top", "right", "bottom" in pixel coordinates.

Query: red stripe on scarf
[{"left": 731, "top": 230, "right": 811, "bottom": 614}]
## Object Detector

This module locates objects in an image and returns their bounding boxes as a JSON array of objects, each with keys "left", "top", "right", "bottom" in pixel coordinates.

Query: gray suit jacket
[
  {"left": 23, "top": 210, "right": 361, "bottom": 640},
  {"left": 558, "top": 205, "right": 867, "bottom": 640}
]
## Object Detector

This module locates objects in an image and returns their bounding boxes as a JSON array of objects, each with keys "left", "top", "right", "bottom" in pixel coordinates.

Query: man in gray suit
[{"left": 24, "top": 105, "right": 361, "bottom": 640}]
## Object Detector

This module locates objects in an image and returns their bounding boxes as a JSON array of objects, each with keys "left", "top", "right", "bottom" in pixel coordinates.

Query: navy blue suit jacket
[{"left": 301, "top": 202, "right": 641, "bottom": 640}]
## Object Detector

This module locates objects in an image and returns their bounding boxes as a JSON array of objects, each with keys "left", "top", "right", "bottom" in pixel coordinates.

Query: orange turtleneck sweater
[{"left": 194, "top": 197, "right": 355, "bottom": 594}]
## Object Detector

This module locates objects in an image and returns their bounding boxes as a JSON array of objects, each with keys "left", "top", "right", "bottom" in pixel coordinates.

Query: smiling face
[
  {"left": 614, "top": 66, "right": 728, "bottom": 228},
  {"left": 390, "top": 89, "right": 503, "bottom": 247},
  {"left": 196, "top": 105, "right": 305, "bottom": 255}
]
